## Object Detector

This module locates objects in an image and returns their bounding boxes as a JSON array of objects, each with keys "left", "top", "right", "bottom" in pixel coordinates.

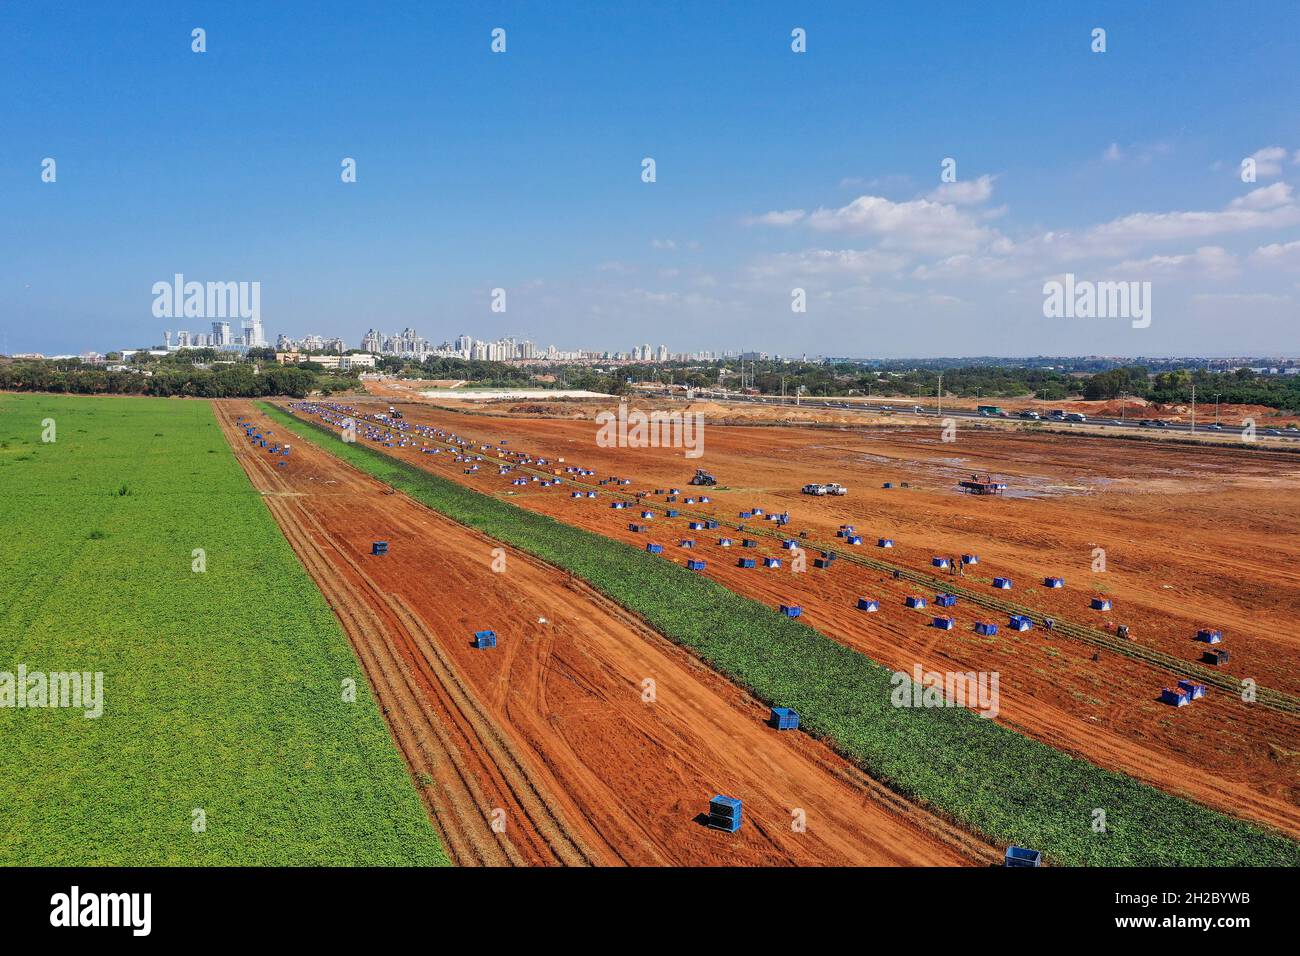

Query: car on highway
[
  {"left": 1206, "top": 423, "right": 1224, "bottom": 431},
  {"left": 1064, "top": 412, "right": 1087, "bottom": 423},
  {"left": 1019, "top": 411, "right": 1040, "bottom": 420}
]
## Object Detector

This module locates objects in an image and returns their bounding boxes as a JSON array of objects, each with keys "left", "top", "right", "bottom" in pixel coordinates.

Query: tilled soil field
[
  {"left": 218, "top": 400, "right": 985, "bottom": 866},
  {"left": 287, "top": 392, "right": 1300, "bottom": 839}
]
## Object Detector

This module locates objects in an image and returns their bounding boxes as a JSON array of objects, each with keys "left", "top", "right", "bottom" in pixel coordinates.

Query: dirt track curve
[{"left": 216, "top": 400, "right": 988, "bottom": 866}]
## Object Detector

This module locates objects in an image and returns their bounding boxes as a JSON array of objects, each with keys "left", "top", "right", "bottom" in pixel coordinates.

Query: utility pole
[
  {"left": 937, "top": 371, "right": 943, "bottom": 417},
  {"left": 1191, "top": 382, "right": 1196, "bottom": 433},
  {"left": 1214, "top": 393, "right": 1220, "bottom": 426}
]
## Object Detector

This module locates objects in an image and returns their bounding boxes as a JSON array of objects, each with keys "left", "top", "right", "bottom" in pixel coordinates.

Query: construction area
[{"left": 269, "top": 387, "right": 1300, "bottom": 847}]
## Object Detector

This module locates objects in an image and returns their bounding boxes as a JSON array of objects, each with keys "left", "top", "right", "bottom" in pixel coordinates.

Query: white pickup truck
[{"left": 802, "top": 482, "right": 848, "bottom": 496}]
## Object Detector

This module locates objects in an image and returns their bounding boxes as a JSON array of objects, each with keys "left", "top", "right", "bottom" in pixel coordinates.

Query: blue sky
[{"left": 2, "top": 1, "right": 1299, "bottom": 357}]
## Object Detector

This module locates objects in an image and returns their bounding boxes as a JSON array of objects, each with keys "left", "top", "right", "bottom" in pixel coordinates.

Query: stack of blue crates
[
  {"left": 708, "top": 795, "right": 743, "bottom": 832},
  {"left": 473, "top": 630, "right": 497, "bottom": 649}
]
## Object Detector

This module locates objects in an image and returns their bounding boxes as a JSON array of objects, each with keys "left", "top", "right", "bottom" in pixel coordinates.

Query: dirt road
[{"left": 217, "top": 400, "right": 985, "bottom": 866}]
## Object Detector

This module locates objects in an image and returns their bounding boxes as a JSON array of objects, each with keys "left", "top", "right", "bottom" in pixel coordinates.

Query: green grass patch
[
  {"left": 0, "top": 394, "right": 448, "bottom": 865},
  {"left": 264, "top": 401, "right": 1300, "bottom": 867}
]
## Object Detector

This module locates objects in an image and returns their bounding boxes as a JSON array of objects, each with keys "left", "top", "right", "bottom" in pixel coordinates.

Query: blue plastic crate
[
  {"left": 935, "top": 594, "right": 957, "bottom": 608},
  {"left": 687, "top": 559, "right": 706, "bottom": 571},
  {"left": 905, "top": 595, "right": 926, "bottom": 609},
  {"left": 770, "top": 707, "right": 800, "bottom": 731},
  {"left": 1008, "top": 614, "right": 1033, "bottom": 632},
  {"left": 737, "top": 558, "right": 756, "bottom": 568},
  {"left": 1044, "top": 576, "right": 1064, "bottom": 589},
  {"left": 1004, "top": 846, "right": 1042, "bottom": 867},
  {"left": 473, "top": 630, "right": 497, "bottom": 649},
  {"left": 779, "top": 604, "right": 802, "bottom": 618},
  {"left": 371, "top": 541, "right": 389, "bottom": 556},
  {"left": 1090, "top": 597, "right": 1112, "bottom": 611},
  {"left": 857, "top": 598, "right": 879, "bottom": 612},
  {"left": 878, "top": 538, "right": 894, "bottom": 548},
  {"left": 646, "top": 543, "right": 663, "bottom": 554},
  {"left": 1161, "top": 687, "right": 1190, "bottom": 707},
  {"left": 993, "top": 577, "right": 1013, "bottom": 590}
]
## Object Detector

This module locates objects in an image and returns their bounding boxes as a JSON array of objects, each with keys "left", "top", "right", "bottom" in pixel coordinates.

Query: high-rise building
[
  {"left": 361, "top": 329, "right": 383, "bottom": 353},
  {"left": 242, "top": 317, "right": 266, "bottom": 348},
  {"left": 211, "top": 321, "right": 232, "bottom": 347}
]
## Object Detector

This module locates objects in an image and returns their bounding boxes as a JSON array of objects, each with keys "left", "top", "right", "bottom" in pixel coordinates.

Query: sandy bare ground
[{"left": 218, "top": 400, "right": 987, "bottom": 866}]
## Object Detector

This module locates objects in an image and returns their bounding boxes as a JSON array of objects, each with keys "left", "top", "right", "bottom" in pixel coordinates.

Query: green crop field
[
  {"left": 265, "top": 401, "right": 1300, "bottom": 867},
  {"left": 0, "top": 394, "right": 448, "bottom": 865}
]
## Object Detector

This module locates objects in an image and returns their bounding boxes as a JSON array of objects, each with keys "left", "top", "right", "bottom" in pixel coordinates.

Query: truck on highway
[{"left": 977, "top": 405, "right": 1004, "bottom": 416}]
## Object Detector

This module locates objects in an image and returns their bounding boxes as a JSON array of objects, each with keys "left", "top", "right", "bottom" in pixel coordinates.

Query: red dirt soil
[
  {"left": 285, "top": 391, "right": 1300, "bottom": 840},
  {"left": 218, "top": 400, "right": 986, "bottom": 866}
]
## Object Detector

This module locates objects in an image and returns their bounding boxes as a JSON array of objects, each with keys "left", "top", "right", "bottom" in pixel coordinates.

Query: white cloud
[
  {"left": 1228, "top": 181, "right": 1293, "bottom": 210},
  {"left": 748, "top": 248, "right": 910, "bottom": 279},
  {"left": 926, "top": 174, "right": 996, "bottom": 206},
  {"left": 1103, "top": 143, "right": 1122, "bottom": 162},
  {"left": 758, "top": 194, "right": 995, "bottom": 255},
  {"left": 649, "top": 238, "right": 677, "bottom": 250},
  {"left": 1245, "top": 146, "right": 1288, "bottom": 178},
  {"left": 912, "top": 254, "right": 1031, "bottom": 282},
  {"left": 1250, "top": 239, "right": 1300, "bottom": 269},
  {"left": 1111, "top": 246, "right": 1239, "bottom": 279},
  {"left": 1020, "top": 184, "right": 1300, "bottom": 260},
  {"left": 746, "top": 209, "right": 806, "bottom": 226}
]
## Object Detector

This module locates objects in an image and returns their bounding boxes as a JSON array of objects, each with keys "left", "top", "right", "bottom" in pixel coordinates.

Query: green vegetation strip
[
  {"left": 0, "top": 394, "right": 448, "bottom": 865},
  {"left": 265, "top": 401, "right": 1300, "bottom": 866}
]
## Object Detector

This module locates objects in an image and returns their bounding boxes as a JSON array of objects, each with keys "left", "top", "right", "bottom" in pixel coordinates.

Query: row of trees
[
  {"left": 0, "top": 361, "right": 335, "bottom": 399},
  {"left": 1082, "top": 365, "right": 1299, "bottom": 411}
]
